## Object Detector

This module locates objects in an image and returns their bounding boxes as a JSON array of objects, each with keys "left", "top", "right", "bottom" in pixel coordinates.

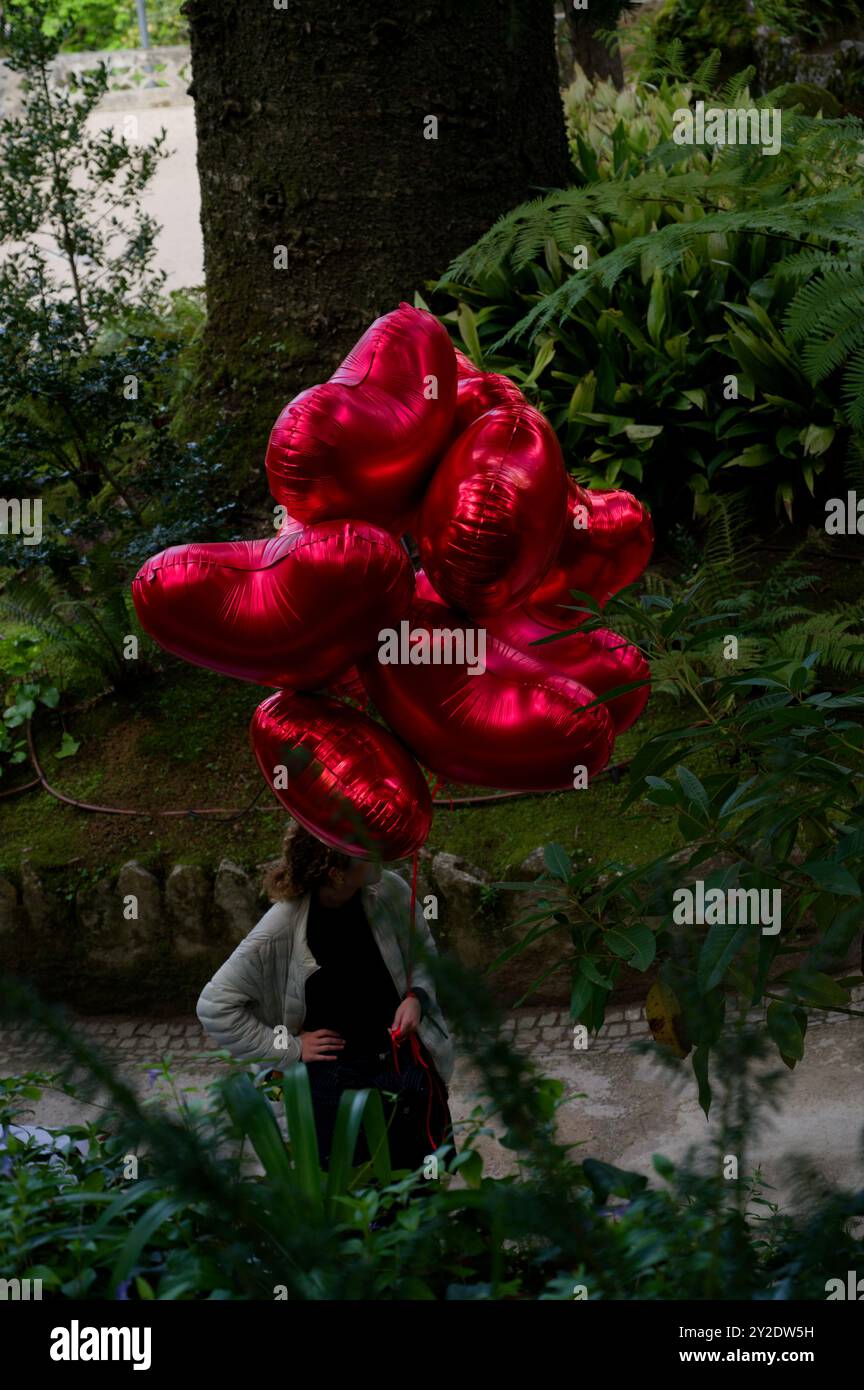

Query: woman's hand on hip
[
  {"left": 390, "top": 995, "right": 421, "bottom": 1040},
  {"left": 299, "top": 1028, "right": 345, "bottom": 1062}
]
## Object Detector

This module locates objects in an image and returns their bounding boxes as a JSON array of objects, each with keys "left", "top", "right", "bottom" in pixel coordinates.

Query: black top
[{"left": 302, "top": 889, "right": 402, "bottom": 1061}]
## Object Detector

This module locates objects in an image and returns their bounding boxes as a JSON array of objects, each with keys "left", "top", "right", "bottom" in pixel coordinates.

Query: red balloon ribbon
[{"left": 389, "top": 849, "right": 451, "bottom": 1154}]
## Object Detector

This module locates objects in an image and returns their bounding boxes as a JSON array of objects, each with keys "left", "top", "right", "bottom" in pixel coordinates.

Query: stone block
[
  {"left": 214, "top": 860, "right": 258, "bottom": 943},
  {"left": 430, "top": 852, "right": 492, "bottom": 969},
  {"left": 0, "top": 875, "right": 21, "bottom": 936},
  {"left": 166, "top": 863, "right": 211, "bottom": 955},
  {"left": 21, "top": 860, "right": 61, "bottom": 933}
]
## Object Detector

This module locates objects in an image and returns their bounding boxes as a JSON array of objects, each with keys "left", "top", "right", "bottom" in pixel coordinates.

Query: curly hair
[{"left": 263, "top": 821, "right": 352, "bottom": 901}]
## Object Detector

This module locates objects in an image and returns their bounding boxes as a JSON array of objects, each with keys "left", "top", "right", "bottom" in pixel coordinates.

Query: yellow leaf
[{"left": 645, "top": 981, "right": 691, "bottom": 1058}]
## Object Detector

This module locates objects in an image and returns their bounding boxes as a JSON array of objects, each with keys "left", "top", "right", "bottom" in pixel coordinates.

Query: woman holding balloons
[{"left": 196, "top": 821, "right": 456, "bottom": 1177}]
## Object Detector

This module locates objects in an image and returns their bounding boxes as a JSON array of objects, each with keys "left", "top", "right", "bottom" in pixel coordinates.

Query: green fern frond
[
  {"left": 771, "top": 251, "right": 856, "bottom": 286},
  {"left": 690, "top": 49, "right": 723, "bottom": 94},
  {"left": 784, "top": 267, "right": 864, "bottom": 422},
  {"left": 718, "top": 67, "right": 757, "bottom": 105},
  {"left": 0, "top": 571, "right": 131, "bottom": 684},
  {"left": 0, "top": 573, "right": 74, "bottom": 647},
  {"left": 798, "top": 288, "right": 864, "bottom": 381},
  {"left": 443, "top": 166, "right": 762, "bottom": 287},
  {"left": 703, "top": 492, "right": 752, "bottom": 564},
  {"left": 786, "top": 268, "right": 864, "bottom": 333},
  {"left": 698, "top": 495, "right": 755, "bottom": 603},
  {"left": 841, "top": 348, "right": 864, "bottom": 430},
  {"left": 763, "top": 605, "right": 817, "bottom": 624},
  {"left": 844, "top": 433, "right": 864, "bottom": 488},
  {"left": 493, "top": 191, "right": 864, "bottom": 348},
  {"left": 769, "top": 610, "right": 864, "bottom": 676}
]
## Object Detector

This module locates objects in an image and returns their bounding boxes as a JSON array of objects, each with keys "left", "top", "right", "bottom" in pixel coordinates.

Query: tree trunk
[
  {"left": 184, "top": 0, "right": 570, "bottom": 450},
  {"left": 563, "top": 1, "right": 626, "bottom": 88}
]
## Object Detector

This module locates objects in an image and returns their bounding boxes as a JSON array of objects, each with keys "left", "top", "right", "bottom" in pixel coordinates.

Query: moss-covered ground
[{"left": 0, "top": 657, "right": 680, "bottom": 881}]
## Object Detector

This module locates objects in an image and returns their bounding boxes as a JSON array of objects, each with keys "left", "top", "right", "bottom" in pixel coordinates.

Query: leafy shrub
[
  {"left": 762, "top": 0, "right": 864, "bottom": 43},
  {"left": 650, "top": 0, "right": 864, "bottom": 74},
  {"left": 0, "top": 4, "right": 239, "bottom": 705},
  {"left": 650, "top": 0, "right": 759, "bottom": 81},
  {"left": 486, "top": 514, "right": 864, "bottom": 1105},
  {"left": 116, "top": 0, "right": 188, "bottom": 48},
  {"left": 432, "top": 65, "right": 864, "bottom": 527},
  {"left": 1, "top": 977, "right": 861, "bottom": 1299},
  {"left": 2, "top": 0, "right": 188, "bottom": 52}
]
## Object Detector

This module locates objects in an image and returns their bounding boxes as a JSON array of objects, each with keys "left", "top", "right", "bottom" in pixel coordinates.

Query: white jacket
[{"left": 196, "top": 870, "right": 455, "bottom": 1085}]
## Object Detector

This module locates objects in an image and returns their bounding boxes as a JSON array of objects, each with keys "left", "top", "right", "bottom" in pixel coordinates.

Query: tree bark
[
  {"left": 184, "top": 0, "right": 570, "bottom": 439},
  {"left": 563, "top": 1, "right": 627, "bottom": 88}
]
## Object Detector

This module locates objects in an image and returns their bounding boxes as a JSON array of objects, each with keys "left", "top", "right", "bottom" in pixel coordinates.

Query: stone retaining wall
[
  {"left": 0, "top": 45, "right": 192, "bottom": 116},
  {"left": 1, "top": 846, "right": 859, "bottom": 1016},
  {"left": 754, "top": 26, "right": 864, "bottom": 105},
  {"left": 0, "top": 849, "right": 549, "bottom": 1013}
]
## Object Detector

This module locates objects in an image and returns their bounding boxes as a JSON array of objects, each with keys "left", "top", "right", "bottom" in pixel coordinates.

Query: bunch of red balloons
[{"left": 132, "top": 304, "right": 653, "bottom": 859}]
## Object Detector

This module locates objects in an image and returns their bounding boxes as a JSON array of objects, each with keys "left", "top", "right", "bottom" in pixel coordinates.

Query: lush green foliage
[
  {"left": 0, "top": 7, "right": 233, "bottom": 552},
  {"left": 1, "top": 978, "right": 861, "bottom": 1299},
  {"left": 0, "top": 635, "right": 63, "bottom": 775},
  {"left": 0, "top": 4, "right": 238, "bottom": 728},
  {"left": 3, "top": 0, "right": 188, "bottom": 51},
  {"left": 650, "top": 500, "right": 864, "bottom": 686},
  {"left": 650, "top": 0, "right": 759, "bottom": 80},
  {"left": 653, "top": 0, "right": 864, "bottom": 67},
  {"left": 432, "top": 65, "right": 864, "bottom": 527},
  {"left": 488, "top": 513, "right": 864, "bottom": 1108}
]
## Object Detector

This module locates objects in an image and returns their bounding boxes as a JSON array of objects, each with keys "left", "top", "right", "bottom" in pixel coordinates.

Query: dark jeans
[{"left": 305, "top": 1046, "right": 455, "bottom": 1178}]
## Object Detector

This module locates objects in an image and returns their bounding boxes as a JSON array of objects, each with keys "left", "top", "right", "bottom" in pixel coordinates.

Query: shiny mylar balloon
[
  {"left": 132, "top": 302, "right": 655, "bottom": 858},
  {"left": 453, "top": 348, "right": 527, "bottom": 434},
  {"left": 525, "top": 480, "right": 654, "bottom": 627},
  {"left": 131, "top": 519, "right": 414, "bottom": 692},
  {"left": 414, "top": 566, "right": 447, "bottom": 608},
  {"left": 418, "top": 403, "right": 567, "bottom": 616},
  {"left": 415, "top": 568, "right": 650, "bottom": 734},
  {"left": 266, "top": 303, "right": 457, "bottom": 531},
  {"left": 361, "top": 599, "right": 614, "bottom": 790},
  {"left": 486, "top": 607, "right": 650, "bottom": 733},
  {"left": 250, "top": 691, "right": 432, "bottom": 859},
  {"left": 323, "top": 664, "right": 368, "bottom": 705}
]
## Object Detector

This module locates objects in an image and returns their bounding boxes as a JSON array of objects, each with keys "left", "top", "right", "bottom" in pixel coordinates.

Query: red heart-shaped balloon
[
  {"left": 525, "top": 480, "right": 654, "bottom": 627},
  {"left": 414, "top": 566, "right": 648, "bottom": 731},
  {"left": 453, "top": 348, "right": 527, "bottom": 434},
  {"left": 131, "top": 520, "right": 414, "bottom": 691},
  {"left": 322, "top": 665, "right": 368, "bottom": 705},
  {"left": 418, "top": 403, "right": 567, "bottom": 616},
  {"left": 486, "top": 606, "right": 650, "bottom": 733},
  {"left": 250, "top": 690, "right": 432, "bottom": 859},
  {"left": 266, "top": 303, "right": 457, "bottom": 531},
  {"left": 361, "top": 599, "right": 614, "bottom": 789}
]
